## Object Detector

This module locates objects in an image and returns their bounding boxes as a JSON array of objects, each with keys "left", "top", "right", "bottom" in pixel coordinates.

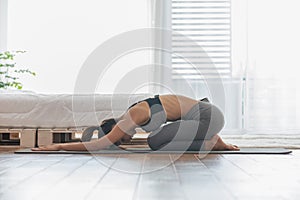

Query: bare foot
[{"left": 204, "top": 135, "right": 240, "bottom": 151}]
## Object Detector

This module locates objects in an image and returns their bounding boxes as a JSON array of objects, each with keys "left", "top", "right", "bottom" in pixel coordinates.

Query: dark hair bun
[{"left": 100, "top": 118, "right": 117, "bottom": 134}]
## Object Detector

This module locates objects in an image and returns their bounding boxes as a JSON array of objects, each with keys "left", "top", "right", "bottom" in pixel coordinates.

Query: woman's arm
[
  {"left": 62, "top": 125, "right": 127, "bottom": 151},
  {"left": 32, "top": 122, "right": 130, "bottom": 151},
  {"left": 32, "top": 105, "right": 149, "bottom": 151}
]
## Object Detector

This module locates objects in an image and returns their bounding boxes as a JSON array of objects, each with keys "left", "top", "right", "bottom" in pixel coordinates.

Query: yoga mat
[{"left": 15, "top": 148, "right": 292, "bottom": 154}]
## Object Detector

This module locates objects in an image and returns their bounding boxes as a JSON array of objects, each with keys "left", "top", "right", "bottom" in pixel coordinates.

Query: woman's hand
[{"left": 31, "top": 144, "right": 61, "bottom": 151}]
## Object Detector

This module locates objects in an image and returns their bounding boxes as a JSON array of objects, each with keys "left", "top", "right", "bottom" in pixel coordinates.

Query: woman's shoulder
[{"left": 126, "top": 101, "right": 150, "bottom": 125}]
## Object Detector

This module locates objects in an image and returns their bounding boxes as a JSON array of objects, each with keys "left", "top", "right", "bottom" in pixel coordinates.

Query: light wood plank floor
[{"left": 0, "top": 148, "right": 299, "bottom": 200}]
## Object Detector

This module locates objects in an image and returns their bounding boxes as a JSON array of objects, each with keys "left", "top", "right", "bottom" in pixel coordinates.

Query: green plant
[{"left": 0, "top": 51, "right": 36, "bottom": 90}]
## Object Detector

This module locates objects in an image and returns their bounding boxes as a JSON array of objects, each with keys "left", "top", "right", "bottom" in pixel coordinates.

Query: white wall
[
  {"left": 7, "top": 0, "right": 151, "bottom": 93},
  {"left": 0, "top": 0, "right": 8, "bottom": 51}
]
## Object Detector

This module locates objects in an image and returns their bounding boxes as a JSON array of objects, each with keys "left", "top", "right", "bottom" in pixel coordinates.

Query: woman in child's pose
[{"left": 32, "top": 95, "right": 239, "bottom": 151}]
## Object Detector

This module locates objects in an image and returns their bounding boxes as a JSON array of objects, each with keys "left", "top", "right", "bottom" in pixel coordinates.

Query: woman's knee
[
  {"left": 147, "top": 124, "right": 178, "bottom": 150},
  {"left": 147, "top": 134, "right": 161, "bottom": 150},
  {"left": 206, "top": 104, "right": 225, "bottom": 135}
]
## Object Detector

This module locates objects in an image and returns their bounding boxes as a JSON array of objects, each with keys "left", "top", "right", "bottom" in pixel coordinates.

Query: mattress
[{"left": 0, "top": 90, "right": 150, "bottom": 128}]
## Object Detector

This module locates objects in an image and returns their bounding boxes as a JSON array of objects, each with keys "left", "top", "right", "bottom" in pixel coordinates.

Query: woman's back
[{"left": 159, "top": 95, "right": 198, "bottom": 121}]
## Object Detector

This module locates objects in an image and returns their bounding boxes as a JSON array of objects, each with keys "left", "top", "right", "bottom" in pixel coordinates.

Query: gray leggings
[{"left": 147, "top": 101, "right": 225, "bottom": 151}]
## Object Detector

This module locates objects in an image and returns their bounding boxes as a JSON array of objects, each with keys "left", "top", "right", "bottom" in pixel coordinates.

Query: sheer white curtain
[
  {"left": 6, "top": 0, "right": 152, "bottom": 94},
  {"left": 243, "top": 0, "right": 300, "bottom": 133}
]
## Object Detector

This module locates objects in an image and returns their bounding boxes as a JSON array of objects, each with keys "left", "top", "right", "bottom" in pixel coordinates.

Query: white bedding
[{"left": 0, "top": 91, "right": 150, "bottom": 128}]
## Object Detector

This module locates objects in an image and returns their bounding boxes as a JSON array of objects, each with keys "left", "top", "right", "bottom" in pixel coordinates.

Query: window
[
  {"left": 166, "top": 0, "right": 239, "bottom": 130},
  {"left": 160, "top": 0, "right": 300, "bottom": 133}
]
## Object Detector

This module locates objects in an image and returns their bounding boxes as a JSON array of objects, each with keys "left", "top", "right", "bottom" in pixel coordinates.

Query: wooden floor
[{"left": 0, "top": 148, "right": 300, "bottom": 200}]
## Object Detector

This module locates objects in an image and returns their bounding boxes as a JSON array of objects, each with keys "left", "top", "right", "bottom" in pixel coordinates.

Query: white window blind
[{"left": 171, "top": 0, "right": 232, "bottom": 80}]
